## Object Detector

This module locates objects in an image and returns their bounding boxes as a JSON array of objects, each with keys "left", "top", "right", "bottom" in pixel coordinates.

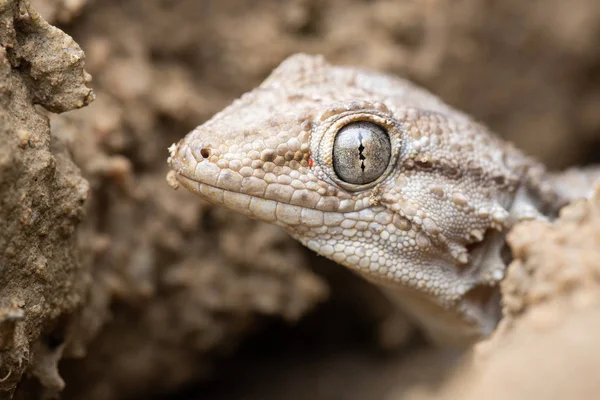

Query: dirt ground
[{"left": 1, "top": 0, "right": 600, "bottom": 399}]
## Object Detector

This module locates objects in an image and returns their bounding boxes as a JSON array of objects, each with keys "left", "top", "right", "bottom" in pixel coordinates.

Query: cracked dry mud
[{"left": 1, "top": 0, "right": 600, "bottom": 399}]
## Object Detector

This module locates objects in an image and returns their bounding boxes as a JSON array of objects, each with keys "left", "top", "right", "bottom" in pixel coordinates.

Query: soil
[{"left": 1, "top": 0, "right": 599, "bottom": 399}]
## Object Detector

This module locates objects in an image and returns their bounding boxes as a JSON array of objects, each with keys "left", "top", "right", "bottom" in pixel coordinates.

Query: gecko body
[{"left": 168, "top": 54, "right": 569, "bottom": 346}]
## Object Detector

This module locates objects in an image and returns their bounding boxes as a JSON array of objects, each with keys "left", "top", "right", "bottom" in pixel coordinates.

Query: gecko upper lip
[
  {"left": 174, "top": 171, "right": 330, "bottom": 228},
  {"left": 169, "top": 143, "right": 321, "bottom": 226}
]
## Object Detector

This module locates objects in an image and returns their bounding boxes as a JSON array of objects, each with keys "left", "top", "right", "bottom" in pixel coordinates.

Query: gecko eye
[{"left": 332, "top": 121, "right": 391, "bottom": 185}]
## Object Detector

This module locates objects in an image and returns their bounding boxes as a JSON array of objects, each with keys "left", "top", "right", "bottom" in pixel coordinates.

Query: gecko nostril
[{"left": 200, "top": 148, "right": 210, "bottom": 158}]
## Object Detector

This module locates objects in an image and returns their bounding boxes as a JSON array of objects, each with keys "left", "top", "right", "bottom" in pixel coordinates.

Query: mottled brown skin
[{"left": 168, "top": 54, "right": 564, "bottom": 346}]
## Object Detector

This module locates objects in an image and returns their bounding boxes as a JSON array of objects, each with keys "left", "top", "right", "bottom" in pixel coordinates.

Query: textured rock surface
[
  {"left": 0, "top": 0, "right": 92, "bottom": 397},
  {"left": 406, "top": 187, "right": 600, "bottom": 400}
]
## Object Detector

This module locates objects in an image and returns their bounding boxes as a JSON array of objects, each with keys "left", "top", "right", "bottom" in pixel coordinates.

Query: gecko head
[
  {"left": 169, "top": 54, "right": 526, "bottom": 329},
  {"left": 168, "top": 54, "right": 409, "bottom": 233},
  {"left": 168, "top": 54, "right": 400, "bottom": 220}
]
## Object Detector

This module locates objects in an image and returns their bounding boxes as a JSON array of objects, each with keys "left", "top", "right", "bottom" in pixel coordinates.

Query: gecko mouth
[{"left": 174, "top": 173, "right": 326, "bottom": 228}]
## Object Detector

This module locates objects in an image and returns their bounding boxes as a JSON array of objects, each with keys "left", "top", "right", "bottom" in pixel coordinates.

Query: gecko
[{"left": 167, "top": 53, "right": 590, "bottom": 347}]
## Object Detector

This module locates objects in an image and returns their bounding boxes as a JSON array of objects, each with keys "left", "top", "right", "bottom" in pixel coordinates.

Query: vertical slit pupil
[{"left": 358, "top": 132, "right": 366, "bottom": 171}]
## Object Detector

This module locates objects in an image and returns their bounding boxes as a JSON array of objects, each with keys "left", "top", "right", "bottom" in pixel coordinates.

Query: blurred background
[{"left": 14, "top": 0, "right": 600, "bottom": 399}]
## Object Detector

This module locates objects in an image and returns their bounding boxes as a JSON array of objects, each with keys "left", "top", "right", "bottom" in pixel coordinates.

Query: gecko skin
[{"left": 168, "top": 54, "right": 570, "bottom": 347}]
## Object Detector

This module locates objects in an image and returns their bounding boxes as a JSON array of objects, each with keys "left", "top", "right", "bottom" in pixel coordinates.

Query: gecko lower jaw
[{"left": 174, "top": 173, "right": 327, "bottom": 228}]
